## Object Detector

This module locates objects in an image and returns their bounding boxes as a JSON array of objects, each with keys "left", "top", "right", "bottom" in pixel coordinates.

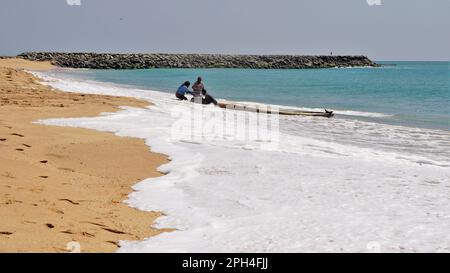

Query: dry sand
[{"left": 0, "top": 58, "right": 169, "bottom": 252}]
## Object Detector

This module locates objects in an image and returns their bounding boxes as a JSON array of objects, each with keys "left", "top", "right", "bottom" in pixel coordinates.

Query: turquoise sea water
[{"left": 59, "top": 61, "right": 449, "bottom": 130}]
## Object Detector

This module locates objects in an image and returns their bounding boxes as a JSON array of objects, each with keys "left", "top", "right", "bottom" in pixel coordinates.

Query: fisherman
[
  {"left": 190, "top": 76, "right": 217, "bottom": 105},
  {"left": 191, "top": 76, "right": 204, "bottom": 97},
  {"left": 175, "top": 81, "right": 193, "bottom": 100},
  {"left": 201, "top": 89, "right": 218, "bottom": 105}
]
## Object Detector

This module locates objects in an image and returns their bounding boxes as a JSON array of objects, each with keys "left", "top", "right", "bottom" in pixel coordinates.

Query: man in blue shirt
[{"left": 175, "top": 81, "right": 192, "bottom": 100}]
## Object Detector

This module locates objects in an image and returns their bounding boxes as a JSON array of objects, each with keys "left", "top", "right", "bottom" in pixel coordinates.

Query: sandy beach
[{"left": 0, "top": 58, "right": 169, "bottom": 252}]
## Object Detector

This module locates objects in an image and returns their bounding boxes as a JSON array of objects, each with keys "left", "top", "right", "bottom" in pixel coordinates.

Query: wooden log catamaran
[{"left": 217, "top": 102, "right": 334, "bottom": 118}]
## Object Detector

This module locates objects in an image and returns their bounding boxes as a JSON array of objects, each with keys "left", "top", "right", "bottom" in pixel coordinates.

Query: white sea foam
[
  {"left": 332, "top": 109, "right": 392, "bottom": 118},
  {"left": 33, "top": 71, "right": 450, "bottom": 253}
]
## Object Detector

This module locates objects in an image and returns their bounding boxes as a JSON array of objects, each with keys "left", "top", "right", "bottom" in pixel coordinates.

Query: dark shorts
[{"left": 175, "top": 92, "right": 188, "bottom": 100}]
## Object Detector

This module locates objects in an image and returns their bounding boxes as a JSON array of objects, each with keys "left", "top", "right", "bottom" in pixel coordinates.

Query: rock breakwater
[{"left": 18, "top": 52, "right": 378, "bottom": 69}]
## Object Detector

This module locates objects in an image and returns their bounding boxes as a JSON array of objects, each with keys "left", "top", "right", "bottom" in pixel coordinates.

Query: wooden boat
[{"left": 217, "top": 102, "right": 334, "bottom": 118}]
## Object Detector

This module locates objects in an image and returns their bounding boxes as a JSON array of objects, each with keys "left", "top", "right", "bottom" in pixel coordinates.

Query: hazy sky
[{"left": 1, "top": 0, "right": 449, "bottom": 60}]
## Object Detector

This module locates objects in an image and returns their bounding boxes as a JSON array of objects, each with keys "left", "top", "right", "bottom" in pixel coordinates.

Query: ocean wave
[
  {"left": 34, "top": 69, "right": 394, "bottom": 119},
  {"left": 33, "top": 70, "right": 450, "bottom": 252}
]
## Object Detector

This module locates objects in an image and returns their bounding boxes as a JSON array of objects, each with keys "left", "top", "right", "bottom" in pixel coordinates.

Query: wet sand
[{"left": 0, "top": 58, "right": 169, "bottom": 252}]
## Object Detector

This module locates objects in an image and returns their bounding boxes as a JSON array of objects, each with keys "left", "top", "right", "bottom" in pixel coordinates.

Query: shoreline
[{"left": 0, "top": 59, "right": 169, "bottom": 252}]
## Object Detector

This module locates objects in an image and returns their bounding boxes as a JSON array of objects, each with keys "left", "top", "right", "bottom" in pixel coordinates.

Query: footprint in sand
[
  {"left": 5, "top": 199, "right": 23, "bottom": 205},
  {"left": 101, "top": 227, "right": 127, "bottom": 235},
  {"left": 81, "top": 232, "right": 95, "bottom": 238},
  {"left": 49, "top": 207, "right": 64, "bottom": 215},
  {"left": 58, "top": 167, "right": 75, "bottom": 172},
  {"left": 107, "top": 241, "right": 120, "bottom": 247},
  {"left": 59, "top": 198, "right": 80, "bottom": 205},
  {"left": 30, "top": 188, "right": 44, "bottom": 193}
]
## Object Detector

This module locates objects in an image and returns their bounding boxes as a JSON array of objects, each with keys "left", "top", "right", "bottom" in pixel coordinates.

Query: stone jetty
[{"left": 18, "top": 52, "right": 378, "bottom": 69}]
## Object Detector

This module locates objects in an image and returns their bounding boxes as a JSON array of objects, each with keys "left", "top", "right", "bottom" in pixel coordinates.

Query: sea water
[
  {"left": 32, "top": 62, "right": 450, "bottom": 252},
  {"left": 52, "top": 62, "right": 450, "bottom": 130}
]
